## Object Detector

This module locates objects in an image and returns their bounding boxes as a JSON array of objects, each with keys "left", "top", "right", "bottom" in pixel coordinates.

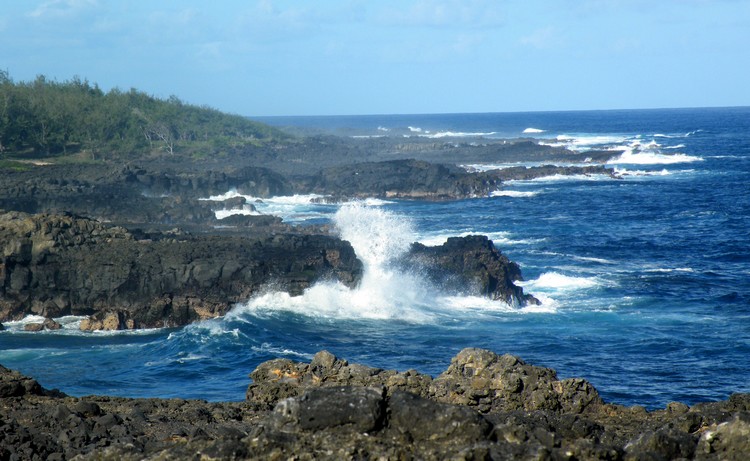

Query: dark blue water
[{"left": 2, "top": 107, "right": 749, "bottom": 409}]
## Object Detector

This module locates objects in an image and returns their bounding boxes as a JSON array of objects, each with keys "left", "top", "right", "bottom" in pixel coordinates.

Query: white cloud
[
  {"left": 28, "top": 0, "right": 98, "bottom": 19},
  {"left": 377, "top": 0, "right": 505, "bottom": 28},
  {"left": 519, "top": 27, "right": 559, "bottom": 50}
]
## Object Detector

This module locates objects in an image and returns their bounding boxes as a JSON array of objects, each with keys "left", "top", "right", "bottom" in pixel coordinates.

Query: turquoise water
[{"left": 2, "top": 107, "right": 749, "bottom": 409}]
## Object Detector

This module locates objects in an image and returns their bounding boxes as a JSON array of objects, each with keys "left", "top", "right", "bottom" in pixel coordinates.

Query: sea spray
[{"left": 235, "top": 202, "right": 437, "bottom": 321}]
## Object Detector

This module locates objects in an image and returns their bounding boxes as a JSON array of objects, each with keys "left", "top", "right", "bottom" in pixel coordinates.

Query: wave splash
[
  {"left": 235, "top": 203, "right": 441, "bottom": 322},
  {"left": 232, "top": 203, "right": 540, "bottom": 322}
]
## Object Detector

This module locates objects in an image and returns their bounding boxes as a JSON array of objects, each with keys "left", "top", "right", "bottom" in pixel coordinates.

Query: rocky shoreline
[
  {"left": 0, "top": 137, "right": 614, "bottom": 329},
  {"left": 2, "top": 348, "right": 748, "bottom": 460},
  {"left": 0, "top": 211, "right": 535, "bottom": 330}
]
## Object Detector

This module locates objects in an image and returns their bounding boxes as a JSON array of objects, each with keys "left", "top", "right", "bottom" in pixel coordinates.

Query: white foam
[
  {"left": 422, "top": 131, "right": 497, "bottom": 139},
  {"left": 645, "top": 267, "right": 695, "bottom": 273},
  {"left": 416, "top": 231, "right": 541, "bottom": 247},
  {"left": 542, "top": 134, "right": 630, "bottom": 151},
  {"left": 250, "top": 343, "right": 314, "bottom": 360},
  {"left": 506, "top": 173, "right": 614, "bottom": 183},
  {"left": 201, "top": 189, "right": 244, "bottom": 202},
  {"left": 613, "top": 167, "right": 672, "bottom": 177},
  {"left": 234, "top": 203, "right": 549, "bottom": 323},
  {"left": 342, "top": 197, "right": 395, "bottom": 207},
  {"left": 202, "top": 192, "right": 336, "bottom": 222},
  {"left": 523, "top": 127, "right": 545, "bottom": 134},
  {"left": 490, "top": 190, "right": 539, "bottom": 198},
  {"left": 607, "top": 149, "right": 703, "bottom": 165},
  {"left": 0, "top": 315, "right": 88, "bottom": 332},
  {"left": 215, "top": 207, "right": 262, "bottom": 220},
  {"left": 234, "top": 203, "right": 436, "bottom": 322},
  {"left": 408, "top": 126, "right": 423, "bottom": 133},
  {"left": 517, "top": 272, "right": 599, "bottom": 291}
]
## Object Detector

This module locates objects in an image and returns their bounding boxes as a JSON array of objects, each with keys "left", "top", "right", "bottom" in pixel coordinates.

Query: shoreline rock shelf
[
  {"left": 0, "top": 211, "right": 536, "bottom": 330},
  {"left": 1, "top": 348, "right": 749, "bottom": 460}
]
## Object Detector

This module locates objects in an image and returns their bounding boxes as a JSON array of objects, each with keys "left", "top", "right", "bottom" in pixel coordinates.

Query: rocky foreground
[{"left": 2, "top": 348, "right": 749, "bottom": 460}]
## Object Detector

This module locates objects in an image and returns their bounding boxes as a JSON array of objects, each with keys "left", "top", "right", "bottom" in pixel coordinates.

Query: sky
[{"left": 1, "top": 0, "right": 749, "bottom": 116}]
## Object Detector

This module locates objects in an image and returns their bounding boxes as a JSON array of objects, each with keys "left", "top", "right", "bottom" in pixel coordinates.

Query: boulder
[{"left": 401, "top": 235, "right": 539, "bottom": 306}]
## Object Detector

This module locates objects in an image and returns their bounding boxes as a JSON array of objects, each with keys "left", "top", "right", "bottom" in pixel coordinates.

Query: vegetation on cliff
[{"left": 0, "top": 71, "right": 289, "bottom": 160}]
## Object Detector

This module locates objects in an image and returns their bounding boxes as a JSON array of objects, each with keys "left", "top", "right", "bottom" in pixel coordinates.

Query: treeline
[{"left": 0, "top": 71, "right": 288, "bottom": 159}]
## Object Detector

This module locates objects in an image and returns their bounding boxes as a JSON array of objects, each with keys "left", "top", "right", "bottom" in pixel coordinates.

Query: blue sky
[{"left": 2, "top": 0, "right": 749, "bottom": 116}]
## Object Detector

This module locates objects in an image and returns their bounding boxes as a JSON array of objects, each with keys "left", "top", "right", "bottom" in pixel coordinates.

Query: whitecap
[
  {"left": 607, "top": 150, "right": 703, "bottom": 165},
  {"left": 645, "top": 267, "right": 695, "bottom": 273},
  {"left": 523, "top": 127, "right": 546, "bottom": 134},
  {"left": 215, "top": 207, "right": 262, "bottom": 220},
  {"left": 421, "top": 131, "right": 498, "bottom": 139},
  {"left": 543, "top": 134, "right": 630, "bottom": 151},
  {"left": 490, "top": 190, "right": 539, "bottom": 198},
  {"left": 506, "top": 173, "right": 614, "bottom": 183},
  {"left": 250, "top": 343, "right": 314, "bottom": 360},
  {"left": 416, "top": 230, "right": 540, "bottom": 247},
  {"left": 517, "top": 272, "right": 599, "bottom": 291},
  {"left": 613, "top": 167, "right": 672, "bottom": 177}
]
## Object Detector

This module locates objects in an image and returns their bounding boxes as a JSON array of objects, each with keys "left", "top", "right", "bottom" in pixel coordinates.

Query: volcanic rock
[
  {"left": 2, "top": 350, "right": 750, "bottom": 459},
  {"left": 401, "top": 235, "right": 539, "bottom": 306},
  {"left": 0, "top": 211, "right": 362, "bottom": 329}
]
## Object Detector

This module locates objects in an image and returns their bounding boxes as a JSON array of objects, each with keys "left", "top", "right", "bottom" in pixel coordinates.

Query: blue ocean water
[{"left": 2, "top": 107, "right": 749, "bottom": 409}]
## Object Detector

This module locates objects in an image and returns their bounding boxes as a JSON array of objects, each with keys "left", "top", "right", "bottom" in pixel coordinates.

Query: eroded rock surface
[
  {"left": 2, "top": 349, "right": 750, "bottom": 460},
  {"left": 0, "top": 211, "right": 362, "bottom": 329}
]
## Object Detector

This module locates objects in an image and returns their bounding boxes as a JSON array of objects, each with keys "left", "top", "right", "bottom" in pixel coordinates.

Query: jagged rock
[
  {"left": 299, "top": 159, "right": 500, "bottom": 200},
  {"left": 272, "top": 386, "right": 386, "bottom": 433},
  {"left": 23, "top": 317, "right": 62, "bottom": 331},
  {"left": 0, "top": 364, "right": 44, "bottom": 397},
  {"left": 247, "top": 348, "right": 600, "bottom": 416},
  {"left": 401, "top": 235, "right": 538, "bottom": 306},
  {"left": 0, "top": 211, "right": 362, "bottom": 329},
  {"left": 2, "top": 352, "right": 750, "bottom": 459},
  {"left": 696, "top": 414, "right": 750, "bottom": 460}
]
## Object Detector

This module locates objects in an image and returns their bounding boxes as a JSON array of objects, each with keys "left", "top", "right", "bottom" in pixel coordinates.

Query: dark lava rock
[
  {"left": 3, "top": 350, "right": 750, "bottom": 460},
  {"left": 401, "top": 235, "right": 539, "bottom": 306},
  {"left": 0, "top": 211, "right": 362, "bottom": 329},
  {"left": 247, "top": 348, "right": 600, "bottom": 415},
  {"left": 297, "top": 159, "right": 500, "bottom": 200},
  {"left": 1, "top": 212, "right": 536, "bottom": 330}
]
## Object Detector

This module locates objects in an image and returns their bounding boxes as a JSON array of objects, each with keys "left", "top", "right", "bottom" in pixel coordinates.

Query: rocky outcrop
[
  {"left": 0, "top": 162, "right": 291, "bottom": 226},
  {"left": 247, "top": 348, "right": 600, "bottom": 414},
  {"left": 0, "top": 211, "right": 362, "bottom": 329},
  {"left": 484, "top": 164, "right": 620, "bottom": 181},
  {"left": 296, "top": 159, "right": 500, "bottom": 200},
  {"left": 292, "top": 160, "right": 621, "bottom": 202},
  {"left": 1, "top": 212, "right": 537, "bottom": 330},
  {"left": 401, "top": 235, "right": 538, "bottom": 306},
  {"left": 2, "top": 350, "right": 750, "bottom": 460}
]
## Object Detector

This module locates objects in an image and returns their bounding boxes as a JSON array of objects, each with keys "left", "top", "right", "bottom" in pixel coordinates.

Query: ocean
[{"left": 1, "top": 107, "right": 749, "bottom": 410}]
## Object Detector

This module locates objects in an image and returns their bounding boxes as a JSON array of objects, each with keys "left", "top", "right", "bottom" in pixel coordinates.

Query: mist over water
[{"left": 2, "top": 107, "right": 749, "bottom": 409}]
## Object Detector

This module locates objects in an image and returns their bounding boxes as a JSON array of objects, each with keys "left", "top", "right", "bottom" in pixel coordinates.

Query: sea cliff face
[{"left": 2, "top": 349, "right": 749, "bottom": 460}]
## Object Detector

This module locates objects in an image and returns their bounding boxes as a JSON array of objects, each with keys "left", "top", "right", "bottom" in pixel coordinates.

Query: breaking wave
[{"left": 233, "top": 203, "right": 531, "bottom": 322}]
